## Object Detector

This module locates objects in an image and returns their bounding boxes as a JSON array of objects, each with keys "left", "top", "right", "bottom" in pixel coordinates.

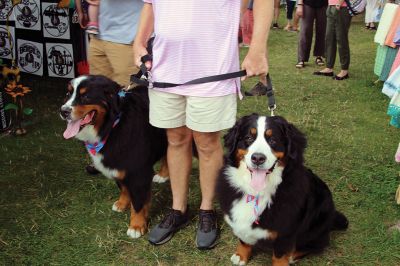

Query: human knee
[
  {"left": 193, "top": 132, "right": 222, "bottom": 157},
  {"left": 167, "top": 128, "right": 192, "bottom": 148}
]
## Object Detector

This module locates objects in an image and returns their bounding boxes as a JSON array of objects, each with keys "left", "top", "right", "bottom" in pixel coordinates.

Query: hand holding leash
[{"left": 240, "top": 48, "right": 269, "bottom": 82}]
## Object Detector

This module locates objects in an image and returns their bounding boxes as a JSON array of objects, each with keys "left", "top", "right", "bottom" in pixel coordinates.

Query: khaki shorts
[{"left": 148, "top": 89, "right": 237, "bottom": 132}]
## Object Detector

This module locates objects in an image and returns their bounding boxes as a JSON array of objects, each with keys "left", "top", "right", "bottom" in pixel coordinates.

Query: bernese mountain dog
[
  {"left": 60, "top": 75, "right": 169, "bottom": 238},
  {"left": 217, "top": 113, "right": 348, "bottom": 265}
]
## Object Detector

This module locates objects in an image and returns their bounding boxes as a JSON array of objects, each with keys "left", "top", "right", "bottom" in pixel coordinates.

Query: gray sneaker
[
  {"left": 148, "top": 209, "right": 189, "bottom": 245},
  {"left": 196, "top": 210, "right": 218, "bottom": 250}
]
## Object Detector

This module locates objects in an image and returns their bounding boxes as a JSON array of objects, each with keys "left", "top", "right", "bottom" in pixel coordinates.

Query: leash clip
[
  {"left": 125, "top": 83, "right": 134, "bottom": 91},
  {"left": 143, "top": 71, "right": 153, "bottom": 89},
  {"left": 268, "top": 104, "right": 276, "bottom": 117}
]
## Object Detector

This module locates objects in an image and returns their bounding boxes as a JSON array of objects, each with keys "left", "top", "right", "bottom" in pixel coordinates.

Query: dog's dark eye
[
  {"left": 244, "top": 135, "right": 254, "bottom": 144},
  {"left": 267, "top": 138, "right": 276, "bottom": 146},
  {"left": 64, "top": 92, "right": 71, "bottom": 101},
  {"left": 81, "top": 94, "right": 89, "bottom": 102}
]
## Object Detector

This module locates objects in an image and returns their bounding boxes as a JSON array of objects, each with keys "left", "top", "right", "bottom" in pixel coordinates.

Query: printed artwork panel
[
  {"left": 42, "top": 2, "right": 70, "bottom": 39},
  {"left": 13, "top": 0, "right": 41, "bottom": 30},
  {"left": 17, "top": 39, "right": 43, "bottom": 76},
  {"left": 0, "top": 0, "right": 14, "bottom": 22},
  {"left": 0, "top": 25, "right": 15, "bottom": 60},
  {"left": 45, "top": 42, "right": 74, "bottom": 78}
]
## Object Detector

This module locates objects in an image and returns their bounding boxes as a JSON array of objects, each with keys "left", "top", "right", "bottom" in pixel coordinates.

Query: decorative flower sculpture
[
  {"left": 5, "top": 83, "right": 31, "bottom": 98},
  {"left": 4, "top": 82, "right": 33, "bottom": 135}
]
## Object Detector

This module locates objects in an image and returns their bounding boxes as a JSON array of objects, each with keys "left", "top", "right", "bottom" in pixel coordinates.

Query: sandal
[
  {"left": 295, "top": 61, "right": 305, "bottom": 68},
  {"left": 315, "top": 56, "right": 325, "bottom": 66}
]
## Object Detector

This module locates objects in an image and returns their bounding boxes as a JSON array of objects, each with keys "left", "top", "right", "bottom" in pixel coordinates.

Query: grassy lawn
[{"left": 1, "top": 15, "right": 400, "bottom": 265}]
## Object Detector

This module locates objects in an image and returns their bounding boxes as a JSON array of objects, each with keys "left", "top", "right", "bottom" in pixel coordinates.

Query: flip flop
[
  {"left": 313, "top": 71, "right": 333, "bottom": 77},
  {"left": 295, "top": 61, "right": 305, "bottom": 68},
  {"left": 315, "top": 57, "right": 325, "bottom": 66}
]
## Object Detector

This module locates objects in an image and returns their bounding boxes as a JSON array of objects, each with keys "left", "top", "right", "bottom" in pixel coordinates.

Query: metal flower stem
[{"left": 15, "top": 95, "right": 23, "bottom": 132}]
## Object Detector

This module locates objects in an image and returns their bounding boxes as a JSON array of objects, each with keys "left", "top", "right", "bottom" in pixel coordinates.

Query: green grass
[{"left": 1, "top": 15, "right": 400, "bottom": 265}]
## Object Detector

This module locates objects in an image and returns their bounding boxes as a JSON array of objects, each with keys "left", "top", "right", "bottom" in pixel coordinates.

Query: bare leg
[
  {"left": 88, "top": 4, "right": 99, "bottom": 24},
  {"left": 167, "top": 126, "right": 193, "bottom": 212},
  {"left": 193, "top": 131, "right": 223, "bottom": 210},
  {"left": 274, "top": 0, "right": 280, "bottom": 25}
]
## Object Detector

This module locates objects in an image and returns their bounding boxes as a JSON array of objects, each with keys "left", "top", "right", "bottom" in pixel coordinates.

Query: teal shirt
[{"left": 98, "top": 0, "right": 143, "bottom": 44}]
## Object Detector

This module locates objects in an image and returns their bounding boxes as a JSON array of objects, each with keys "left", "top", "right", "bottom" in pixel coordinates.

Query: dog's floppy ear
[
  {"left": 223, "top": 113, "right": 258, "bottom": 163},
  {"left": 223, "top": 119, "right": 241, "bottom": 160},
  {"left": 274, "top": 116, "right": 307, "bottom": 164}
]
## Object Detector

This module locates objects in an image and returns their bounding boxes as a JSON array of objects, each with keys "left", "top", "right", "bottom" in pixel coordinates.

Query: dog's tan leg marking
[
  {"left": 231, "top": 241, "right": 252, "bottom": 265},
  {"left": 289, "top": 250, "right": 308, "bottom": 263},
  {"left": 126, "top": 196, "right": 150, "bottom": 238},
  {"left": 272, "top": 253, "right": 290, "bottom": 266},
  {"left": 112, "top": 183, "right": 130, "bottom": 212},
  {"left": 115, "top": 170, "right": 126, "bottom": 181},
  {"left": 153, "top": 157, "right": 169, "bottom": 183},
  {"left": 158, "top": 157, "right": 169, "bottom": 178},
  {"left": 268, "top": 230, "right": 278, "bottom": 240}
]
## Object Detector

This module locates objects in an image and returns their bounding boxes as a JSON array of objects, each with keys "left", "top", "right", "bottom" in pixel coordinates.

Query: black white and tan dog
[
  {"left": 60, "top": 75, "right": 169, "bottom": 238},
  {"left": 217, "top": 113, "right": 348, "bottom": 265}
]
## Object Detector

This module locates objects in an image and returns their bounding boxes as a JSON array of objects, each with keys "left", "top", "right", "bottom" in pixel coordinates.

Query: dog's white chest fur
[
  {"left": 89, "top": 152, "right": 118, "bottom": 180},
  {"left": 224, "top": 161, "right": 283, "bottom": 245},
  {"left": 225, "top": 196, "right": 271, "bottom": 245}
]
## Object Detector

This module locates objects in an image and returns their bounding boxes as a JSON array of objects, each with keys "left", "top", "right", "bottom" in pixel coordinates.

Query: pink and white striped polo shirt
[{"left": 143, "top": 0, "right": 241, "bottom": 97}]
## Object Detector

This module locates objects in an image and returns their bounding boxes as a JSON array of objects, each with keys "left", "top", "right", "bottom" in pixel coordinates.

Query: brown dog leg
[
  {"left": 112, "top": 183, "right": 131, "bottom": 212},
  {"left": 126, "top": 196, "right": 150, "bottom": 239},
  {"left": 231, "top": 240, "right": 252, "bottom": 265},
  {"left": 153, "top": 157, "right": 169, "bottom": 183}
]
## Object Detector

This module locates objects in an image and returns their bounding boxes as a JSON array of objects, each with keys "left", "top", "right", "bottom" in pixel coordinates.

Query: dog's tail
[{"left": 331, "top": 211, "right": 349, "bottom": 231}]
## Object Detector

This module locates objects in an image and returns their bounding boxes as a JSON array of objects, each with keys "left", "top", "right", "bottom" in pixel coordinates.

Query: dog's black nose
[
  {"left": 251, "top": 153, "right": 266, "bottom": 166},
  {"left": 60, "top": 106, "right": 71, "bottom": 119}
]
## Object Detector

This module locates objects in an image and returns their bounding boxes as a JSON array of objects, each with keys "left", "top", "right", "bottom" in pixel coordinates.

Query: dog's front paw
[
  {"left": 112, "top": 200, "right": 129, "bottom": 213},
  {"left": 231, "top": 254, "right": 247, "bottom": 265},
  {"left": 126, "top": 228, "right": 143, "bottom": 239},
  {"left": 152, "top": 174, "right": 169, "bottom": 183}
]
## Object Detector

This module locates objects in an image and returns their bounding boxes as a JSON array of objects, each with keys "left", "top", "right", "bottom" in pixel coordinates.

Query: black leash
[{"left": 129, "top": 55, "right": 277, "bottom": 115}]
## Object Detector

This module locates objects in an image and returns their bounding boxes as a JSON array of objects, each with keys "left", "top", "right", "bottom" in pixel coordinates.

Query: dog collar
[
  {"left": 84, "top": 115, "right": 120, "bottom": 155},
  {"left": 246, "top": 194, "right": 261, "bottom": 225}
]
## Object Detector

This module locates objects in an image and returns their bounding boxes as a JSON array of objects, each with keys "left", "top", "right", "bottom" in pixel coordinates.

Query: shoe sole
[
  {"left": 195, "top": 228, "right": 219, "bottom": 250},
  {"left": 195, "top": 237, "right": 218, "bottom": 250},
  {"left": 313, "top": 72, "right": 333, "bottom": 77}
]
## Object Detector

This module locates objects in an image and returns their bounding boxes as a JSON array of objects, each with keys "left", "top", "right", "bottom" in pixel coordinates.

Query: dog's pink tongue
[
  {"left": 81, "top": 112, "right": 94, "bottom": 124},
  {"left": 63, "top": 119, "right": 82, "bottom": 139},
  {"left": 250, "top": 169, "right": 269, "bottom": 192}
]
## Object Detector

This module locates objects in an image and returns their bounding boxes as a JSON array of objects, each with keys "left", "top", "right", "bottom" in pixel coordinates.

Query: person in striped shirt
[{"left": 133, "top": 0, "right": 273, "bottom": 249}]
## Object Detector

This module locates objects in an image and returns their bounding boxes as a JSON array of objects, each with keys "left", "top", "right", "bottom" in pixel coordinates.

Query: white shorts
[{"left": 148, "top": 89, "right": 237, "bottom": 132}]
